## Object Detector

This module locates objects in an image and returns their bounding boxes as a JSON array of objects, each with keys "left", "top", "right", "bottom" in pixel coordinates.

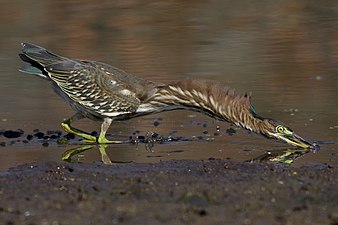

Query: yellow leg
[
  {"left": 61, "top": 113, "right": 97, "bottom": 142},
  {"left": 84, "top": 118, "right": 123, "bottom": 144}
]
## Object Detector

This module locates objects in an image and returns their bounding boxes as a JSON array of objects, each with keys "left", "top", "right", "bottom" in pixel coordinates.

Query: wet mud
[{"left": 0, "top": 159, "right": 337, "bottom": 225}]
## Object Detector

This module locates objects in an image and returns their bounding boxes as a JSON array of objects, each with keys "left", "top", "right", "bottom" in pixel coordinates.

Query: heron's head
[{"left": 262, "top": 119, "right": 316, "bottom": 149}]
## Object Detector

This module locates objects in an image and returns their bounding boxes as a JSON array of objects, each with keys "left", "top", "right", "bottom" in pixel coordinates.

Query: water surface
[{"left": 0, "top": 0, "right": 337, "bottom": 169}]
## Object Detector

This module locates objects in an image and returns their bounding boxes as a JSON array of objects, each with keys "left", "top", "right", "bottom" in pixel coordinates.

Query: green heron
[{"left": 19, "top": 43, "right": 315, "bottom": 149}]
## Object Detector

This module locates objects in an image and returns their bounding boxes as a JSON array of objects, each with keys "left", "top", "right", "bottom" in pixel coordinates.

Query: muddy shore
[{"left": 0, "top": 159, "right": 337, "bottom": 225}]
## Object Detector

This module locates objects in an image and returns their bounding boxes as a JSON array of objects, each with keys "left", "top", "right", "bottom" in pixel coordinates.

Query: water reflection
[
  {"left": 62, "top": 143, "right": 315, "bottom": 165},
  {"left": 249, "top": 148, "right": 313, "bottom": 164}
]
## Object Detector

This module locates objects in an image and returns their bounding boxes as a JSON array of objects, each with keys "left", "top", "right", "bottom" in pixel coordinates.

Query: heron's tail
[{"left": 18, "top": 42, "right": 67, "bottom": 79}]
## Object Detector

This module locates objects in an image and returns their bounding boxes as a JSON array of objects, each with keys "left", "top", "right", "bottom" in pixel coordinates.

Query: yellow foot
[
  {"left": 97, "top": 136, "right": 123, "bottom": 144},
  {"left": 82, "top": 136, "right": 123, "bottom": 144},
  {"left": 61, "top": 122, "right": 97, "bottom": 142}
]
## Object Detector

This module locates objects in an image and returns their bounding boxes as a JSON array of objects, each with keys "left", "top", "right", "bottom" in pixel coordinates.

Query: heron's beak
[{"left": 276, "top": 132, "right": 316, "bottom": 149}]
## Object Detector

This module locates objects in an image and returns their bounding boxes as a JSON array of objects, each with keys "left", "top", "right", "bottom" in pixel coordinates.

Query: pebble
[
  {"left": 34, "top": 132, "right": 45, "bottom": 139},
  {"left": 26, "top": 135, "right": 33, "bottom": 141},
  {"left": 3, "top": 130, "right": 23, "bottom": 138},
  {"left": 153, "top": 121, "right": 160, "bottom": 127},
  {"left": 50, "top": 135, "right": 58, "bottom": 139},
  {"left": 64, "top": 133, "right": 75, "bottom": 140}
]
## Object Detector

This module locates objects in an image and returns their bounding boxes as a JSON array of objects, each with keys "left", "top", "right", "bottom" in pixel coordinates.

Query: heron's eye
[{"left": 276, "top": 125, "right": 285, "bottom": 133}]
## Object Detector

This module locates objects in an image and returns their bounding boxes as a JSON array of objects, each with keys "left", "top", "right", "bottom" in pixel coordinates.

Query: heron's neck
[{"left": 140, "top": 80, "right": 271, "bottom": 133}]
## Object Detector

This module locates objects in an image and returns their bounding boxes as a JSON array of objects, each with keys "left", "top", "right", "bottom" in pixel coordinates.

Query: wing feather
[{"left": 44, "top": 61, "right": 141, "bottom": 116}]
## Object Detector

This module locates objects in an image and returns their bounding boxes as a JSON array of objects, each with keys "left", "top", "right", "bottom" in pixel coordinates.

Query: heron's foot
[
  {"left": 81, "top": 135, "right": 123, "bottom": 144},
  {"left": 61, "top": 122, "right": 97, "bottom": 142},
  {"left": 97, "top": 136, "right": 123, "bottom": 144}
]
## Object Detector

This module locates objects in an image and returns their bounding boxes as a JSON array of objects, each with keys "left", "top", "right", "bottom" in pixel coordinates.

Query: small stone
[
  {"left": 34, "top": 132, "right": 45, "bottom": 139},
  {"left": 26, "top": 135, "right": 33, "bottom": 141},
  {"left": 33, "top": 129, "right": 39, "bottom": 133},
  {"left": 4, "top": 130, "right": 23, "bottom": 138},
  {"left": 64, "top": 133, "right": 75, "bottom": 140},
  {"left": 50, "top": 135, "right": 58, "bottom": 139},
  {"left": 203, "top": 131, "right": 208, "bottom": 134},
  {"left": 153, "top": 121, "right": 160, "bottom": 127},
  {"left": 0, "top": 142, "right": 6, "bottom": 147}
]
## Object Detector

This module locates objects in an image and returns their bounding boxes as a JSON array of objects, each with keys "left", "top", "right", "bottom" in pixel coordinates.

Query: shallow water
[{"left": 0, "top": 0, "right": 337, "bottom": 169}]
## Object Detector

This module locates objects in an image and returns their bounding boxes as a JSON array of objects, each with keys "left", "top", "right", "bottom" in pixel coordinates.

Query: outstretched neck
[{"left": 140, "top": 80, "right": 271, "bottom": 134}]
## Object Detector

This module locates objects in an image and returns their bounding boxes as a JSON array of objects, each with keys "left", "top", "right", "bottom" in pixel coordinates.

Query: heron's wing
[{"left": 45, "top": 61, "right": 141, "bottom": 116}]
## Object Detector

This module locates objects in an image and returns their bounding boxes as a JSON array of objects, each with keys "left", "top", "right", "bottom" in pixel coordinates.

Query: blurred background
[{"left": 0, "top": 0, "right": 337, "bottom": 168}]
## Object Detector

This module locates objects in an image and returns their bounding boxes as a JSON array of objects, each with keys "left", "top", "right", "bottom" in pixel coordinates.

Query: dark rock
[
  {"left": 153, "top": 121, "right": 160, "bottom": 127},
  {"left": 26, "top": 135, "right": 33, "bottom": 141},
  {"left": 3, "top": 130, "right": 23, "bottom": 138},
  {"left": 34, "top": 132, "right": 45, "bottom": 139},
  {"left": 50, "top": 135, "right": 58, "bottom": 139},
  {"left": 64, "top": 133, "right": 75, "bottom": 140}
]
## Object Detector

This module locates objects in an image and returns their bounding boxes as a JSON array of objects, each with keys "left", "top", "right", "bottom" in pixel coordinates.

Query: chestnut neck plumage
[{"left": 139, "top": 80, "right": 273, "bottom": 135}]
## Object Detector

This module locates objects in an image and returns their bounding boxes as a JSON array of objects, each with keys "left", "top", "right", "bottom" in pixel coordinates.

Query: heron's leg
[
  {"left": 96, "top": 118, "right": 123, "bottom": 144},
  {"left": 61, "top": 113, "right": 97, "bottom": 142}
]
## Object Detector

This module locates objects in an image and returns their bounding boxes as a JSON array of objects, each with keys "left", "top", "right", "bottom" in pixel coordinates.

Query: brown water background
[{"left": 0, "top": 0, "right": 337, "bottom": 169}]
